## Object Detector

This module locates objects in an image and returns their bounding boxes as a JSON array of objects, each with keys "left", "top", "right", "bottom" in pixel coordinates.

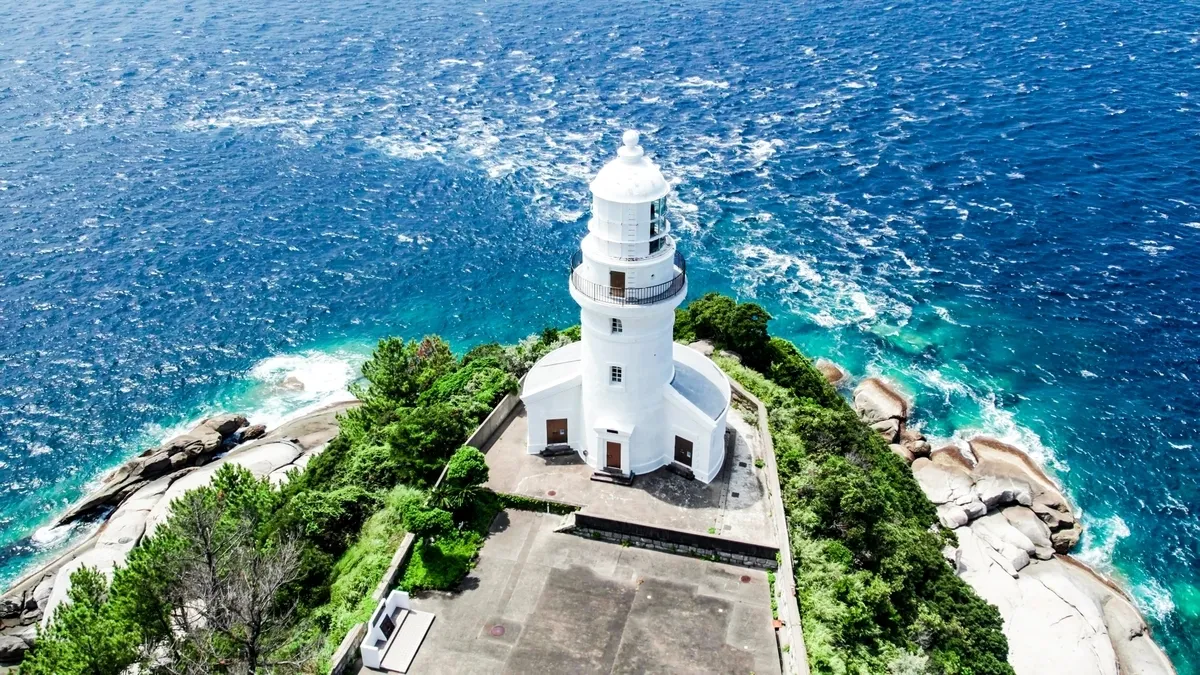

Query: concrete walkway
[
  {"left": 483, "top": 408, "right": 776, "bottom": 548},
  {"left": 402, "top": 510, "right": 780, "bottom": 675}
]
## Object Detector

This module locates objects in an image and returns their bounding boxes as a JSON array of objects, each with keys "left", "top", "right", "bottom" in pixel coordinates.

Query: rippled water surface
[{"left": 1, "top": 0, "right": 1198, "bottom": 668}]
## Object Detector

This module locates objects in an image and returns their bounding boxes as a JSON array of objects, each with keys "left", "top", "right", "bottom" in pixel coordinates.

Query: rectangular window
[
  {"left": 611, "top": 318, "right": 623, "bottom": 334},
  {"left": 610, "top": 365, "right": 623, "bottom": 384}
]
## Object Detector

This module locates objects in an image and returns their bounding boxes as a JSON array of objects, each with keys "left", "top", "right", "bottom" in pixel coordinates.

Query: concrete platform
[
  {"left": 483, "top": 406, "right": 776, "bottom": 548},
  {"left": 395, "top": 510, "right": 779, "bottom": 675}
]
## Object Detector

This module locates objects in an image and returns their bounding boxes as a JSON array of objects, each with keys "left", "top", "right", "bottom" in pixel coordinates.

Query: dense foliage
[
  {"left": 22, "top": 334, "right": 536, "bottom": 673},
  {"left": 677, "top": 293, "right": 1013, "bottom": 675}
]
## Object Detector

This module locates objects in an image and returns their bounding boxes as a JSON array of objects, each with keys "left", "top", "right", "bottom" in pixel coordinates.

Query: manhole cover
[
  {"left": 490, "top": 625, "right": 505, "bottom": 637},
  {"left": 547, "top": 490, "right": 557, "bottom": 497},
  {"left": 740, "top": 575, "right": 752, "bottom": 584}
]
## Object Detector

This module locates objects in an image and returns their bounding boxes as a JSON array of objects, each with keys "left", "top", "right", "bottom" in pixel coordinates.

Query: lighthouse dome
[{"left": 589, "top": 130, "right": 670, "bottom": 204}]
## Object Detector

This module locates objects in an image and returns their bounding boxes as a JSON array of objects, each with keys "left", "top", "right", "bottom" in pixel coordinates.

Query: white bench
[{"left": 360, "top": 590, "right": 435, "bottom": 673}]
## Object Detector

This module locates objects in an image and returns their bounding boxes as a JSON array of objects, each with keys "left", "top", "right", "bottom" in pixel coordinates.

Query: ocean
[{"left": 0, "top": 0, "right": 1197, "bottom": 668}]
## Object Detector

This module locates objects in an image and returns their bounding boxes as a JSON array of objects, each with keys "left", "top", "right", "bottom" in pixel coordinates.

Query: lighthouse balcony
[{"left": 569, "top": 250, "right": 686, "bottom": 306}]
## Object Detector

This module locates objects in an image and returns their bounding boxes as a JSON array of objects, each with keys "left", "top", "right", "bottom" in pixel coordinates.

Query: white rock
[
  {"left": 1002, "top": 506, "right": 1055, "bottom": 560},
  {"left": 937, "top": 504, "right": 969, "bottom": 529},
  {"left": 852, "top": 377, "right": 908, "bottom": 424},
  {"left": 911, "top": 458, "right": 975, "bottom": 505},
  {"left": 975, "top": 475, "right": 1034, "bottom": 508}
]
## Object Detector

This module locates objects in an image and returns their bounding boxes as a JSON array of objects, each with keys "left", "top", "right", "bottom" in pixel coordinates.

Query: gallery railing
[{"left": 569, "top": 250, "right": 687, "bottom": 306}]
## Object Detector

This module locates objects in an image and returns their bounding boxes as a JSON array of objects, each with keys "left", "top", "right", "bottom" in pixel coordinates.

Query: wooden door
[
  {"left": 674, "top": 436, "right": 694, "bottom": 467},
  {"left": 610, "top": 271, "right": 626, "bottom": 299},
  {"left": 546, "top": 419, "right": 568, "bottom": 444},
  {"left": 606, "top": 441, "right": 622, "bottom": 470}
]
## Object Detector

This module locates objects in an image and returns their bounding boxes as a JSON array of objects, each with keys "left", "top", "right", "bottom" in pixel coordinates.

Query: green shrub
[
  {"left": 433, "top": 446, "right": 490, "bottom": 512},
  {"left": 21, "top": 567, "right": 140, "bottom": 675},
  {"left": 400, "top": 532, "right": 484, "bottom": 592},
  {"left": 684, "top": 294, "right": 1012, "bottom": 675},
  {"left": 401, "top": 504, "right": 455, "bottom": 539}
]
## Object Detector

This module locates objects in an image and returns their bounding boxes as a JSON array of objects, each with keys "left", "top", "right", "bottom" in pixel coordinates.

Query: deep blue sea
[{"left": 1, "top": 0, "right": 1197, "bottom": 668}]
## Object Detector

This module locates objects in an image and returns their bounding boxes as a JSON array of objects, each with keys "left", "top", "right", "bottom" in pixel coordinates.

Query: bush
[
  {"left": 399, "top": 532, "right": 483, "bottom": 593},
  {"left": 686, "top": 294, "right": 1012, "bottom": 675},
  {"left": 21, "top": 567, "right": 140, "bottom": 675},
  {"left": 402, "top": 504, "right": 455, "bottom": 539},
  {"left": 433, "top": 446, "right": 489, "bottom": 512}
]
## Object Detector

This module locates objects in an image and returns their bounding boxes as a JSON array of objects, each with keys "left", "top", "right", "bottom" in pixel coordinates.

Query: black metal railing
[{"left": 569, "top": 250, "right": 687, "bottom": 306}]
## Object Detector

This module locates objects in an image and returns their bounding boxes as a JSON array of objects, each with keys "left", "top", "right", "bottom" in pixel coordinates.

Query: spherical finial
[{"left": 622, "top": 129, "right": 640, "bottom": 149}]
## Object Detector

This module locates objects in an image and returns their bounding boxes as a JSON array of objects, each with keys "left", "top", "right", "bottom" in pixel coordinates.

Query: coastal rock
[
  {"left": 238, "top": 424, "right": 267, "bottom": 442},
  {"left": 687, "top": 340, "right": 715, "bottom": 357},
  {"left": 974, "top": 475, "right": 1034, "bottom": 509},
  {"left": 853, "top": 377, "right": 908, "bottom": 426},
  {"left": 904, "top": 439, "right": 932, "bottom": 458},
  {"left": 930, "top": 444, "right": 974, "bottom": 470},
  {"left": 870, "top": 419, "right": 900, "bottom": 444},
  {"left": 0, "top": 635, "right": 26, "bottom": 663},
  {"left": 814, "top": 358, "right": 848, "bottom": 386},
  {"left": 937, "top": 503, "right": 969, "bottom": 529},
  {"left": 199, "top": 413, "right": 248, "bottom": 438},
  {"left": 888, "top": 443, "right": 915, "bottom": 464},
  {"left": 55, "top": 414, "right": 250, "bottom": 526},
  {"left": 911, "top": 458, "right": 974, "bottom": 505},
  {"left": 900, "top": 428, "right": 926, "bottom": 443},
  {"left": 281, "top": 375, "right": 306, "bottom": 391},
  {"left": 1051, "top": 522, "right": 1083, "bottom": 554},
  {"left": 0, "top": 600, "right": 19, "bottom": 621},
  {"left": 1001, "top": 506, "right": 1055, "bottom": 560}
]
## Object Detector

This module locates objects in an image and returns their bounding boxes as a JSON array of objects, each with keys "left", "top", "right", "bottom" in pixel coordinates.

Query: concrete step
[
  {"left": 539, "top": 443, "right": 575, "bottom": 457},
  {"left": 590, "top": 470, "right": 635, "bottom": 486}
]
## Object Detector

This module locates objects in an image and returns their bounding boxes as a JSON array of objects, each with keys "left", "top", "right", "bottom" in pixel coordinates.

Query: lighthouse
[{"left": 521, "top": 131, "right": 731, "bottom": 483}]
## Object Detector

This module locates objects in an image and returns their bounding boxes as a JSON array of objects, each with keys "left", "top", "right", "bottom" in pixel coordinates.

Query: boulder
[
  {"left": 814, "top": 358, "right": 848, "bottom": 386},
  {"left": 31, "top": 575, "right": 53, "bottom": 611},
  {"left": 8, "top": 623, "right": 36, "bottom": 647},
  {"left": 687, "top": 340, "right": 715, "bottom": 357},
  {"left": 717, "top": 349, "right": 742, "bottom": 364},
  {"left": 900, "top": 428, "right": 926, "bottom": 443},
  {"left": 975, "top": 475, "right": 1034, "bottom": 509},
  {"left": 870, "top": 419, "right": 900, "bottom": 444},
  {"left": 0, "top": 635, "right": 26, "bottom": 663},
  {"left": 199, "top": 413, "right": 249, "bottom": 438},
  {"left": 937, "top": 503, "right": 969, "bottom": 529},
  {"left": 238, "top": 424, "right": 267, "bottom": 442},
  {"left": 930, "top": 444, "right": 974, "bottom": 470},
  {"left": 1031, "top": 497, "right": 1076, "bottom": 531},
  {"left": 904, "top": 440, "right": 932, "bottom": 458},
  {"left": 1001, "top": 506, "right": 1055, "bottom": 560},
  {"left": 0, "top": 600, "right": 19, "bottom": 621},
  {"left": 853, "top": 377, "right": 908, "bottom": 425},
  {"left": 281, "top": 375, "right": 306, "bottom": 391},
  {"left": 1051, "top": 522, "right": 1083, "bottom": 554},
  {"left": 911, "top": 458, "right": 975, "bottom": 505},
  {"left": 889, "top": 443, "right": 915, "bottom": 464}
]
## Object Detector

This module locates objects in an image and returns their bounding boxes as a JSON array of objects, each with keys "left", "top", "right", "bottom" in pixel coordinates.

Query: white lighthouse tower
[{"left": 521, "top": 131, "right": 731, "bottom": 483}]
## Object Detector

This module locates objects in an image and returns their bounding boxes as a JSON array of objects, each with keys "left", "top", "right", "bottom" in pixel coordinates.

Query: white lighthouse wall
[{"left": 578, "top": 305, "right": 676, "bottom": 472}]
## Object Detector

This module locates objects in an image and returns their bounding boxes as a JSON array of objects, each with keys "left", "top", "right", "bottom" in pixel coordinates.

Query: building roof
[
  {"left": 670, "top": 355, "right": 729, "bottom": 421},
  {"left": 522, "top": 341, "right": 583, "bottom": 398},
  {"left": 589, "top": 130, "right": 670, "bottom": 204}
]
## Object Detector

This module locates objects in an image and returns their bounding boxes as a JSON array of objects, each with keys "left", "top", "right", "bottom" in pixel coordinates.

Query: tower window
[
  {"left": 610, "top": 366, "right": 623, "bottom": 384},
  {"left": 611, "top": 318, "right": 623, "bottom": 334}
]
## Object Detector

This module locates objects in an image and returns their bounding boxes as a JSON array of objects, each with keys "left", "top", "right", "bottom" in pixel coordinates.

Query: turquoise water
[{"left": 0, "top": 0, "right": 1197, "bottom": 668}]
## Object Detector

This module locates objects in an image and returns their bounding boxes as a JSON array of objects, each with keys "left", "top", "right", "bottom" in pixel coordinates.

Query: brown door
[
  {"left": 546, "top": 419, "right": 568, "bottom": 444},
  {"left": 610, "top": 271, "right": 626, "bottom": 299},
  {"left": 674, "top": 436, "right": 694, "bottom": 467},
  {"left": 606, "top": 441, "right": 622, "bottom": 470}
]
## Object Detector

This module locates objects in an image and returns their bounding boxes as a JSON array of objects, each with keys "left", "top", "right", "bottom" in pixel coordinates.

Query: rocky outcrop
[
  {"left": 842, "top": 367, "right": 1173, "bottom": 675},
  {"left": 0, "top": 402, "right": 355, "bottom": 664},
  {"left": 852, "top": 377, "right": 908, "bottom": 443},
  {"left": 54, "top": 414, "right": 250, "bottom": 527},
  {"left": 814, "top": 358, "right": 848, "bottom": 386}
]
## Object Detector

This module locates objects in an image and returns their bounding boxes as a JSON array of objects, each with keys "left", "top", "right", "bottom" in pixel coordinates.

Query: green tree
[
  {"left": 21, "top": 567, "right": 140, "bottom": 675},
  {"left": 357, "top": 336, "right": 457, "bottom": 406},
  {"left": 432, "top": 446, "right": 490, "bottom": 511},
  {"left": 383, "top": 402, "right": 473, "bottom": 486}
]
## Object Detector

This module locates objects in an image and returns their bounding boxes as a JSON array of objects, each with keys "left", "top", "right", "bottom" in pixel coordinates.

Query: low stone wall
[
  {"left": 727, "top": 377, "right": 810, "bottom": 675},
  {"left": 567, "top": 512, "right": 779, "bottom": 570}
]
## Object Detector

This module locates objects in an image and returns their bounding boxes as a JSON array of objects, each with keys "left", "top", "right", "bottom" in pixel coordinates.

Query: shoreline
[
  {"left": 846, "top": 373, "right": 1175, "bottom": 675},
  {"left": 0, "top": 399, "right": 358, "bottom": 667}
]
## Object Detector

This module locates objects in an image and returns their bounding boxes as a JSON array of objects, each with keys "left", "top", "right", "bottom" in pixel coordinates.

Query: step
[
  {"left": 539, "top": 444, "right": 575, "bottom": 457},
  {"left": 380, "top": 609, "right": 435, "bottom": 673},
  {"left": 590, "top": 470, "right": 635, "bottom": 486},
  {"left": 666, "top": 463, "right": 694, "bottom": 481}
]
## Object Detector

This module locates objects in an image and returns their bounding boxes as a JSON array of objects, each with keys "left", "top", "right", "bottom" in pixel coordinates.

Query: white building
[{"left": 521, "top": 131, "right": 731, "bottom": 483}]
